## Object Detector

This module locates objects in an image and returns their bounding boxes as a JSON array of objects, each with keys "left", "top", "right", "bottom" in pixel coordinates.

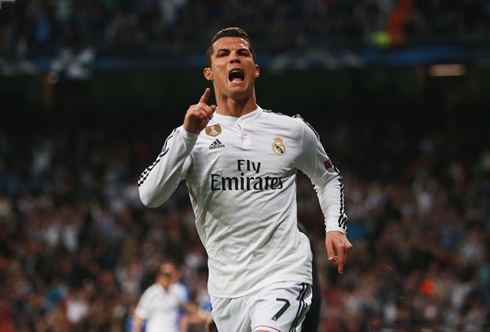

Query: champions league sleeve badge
[{"left": 272, "top": 137, "right": 286, "bottom": 155}]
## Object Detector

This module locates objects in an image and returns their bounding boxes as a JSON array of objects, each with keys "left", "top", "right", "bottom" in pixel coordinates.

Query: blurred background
[{"left": 1, "top": 0, "right": 490, "bottom": 331}]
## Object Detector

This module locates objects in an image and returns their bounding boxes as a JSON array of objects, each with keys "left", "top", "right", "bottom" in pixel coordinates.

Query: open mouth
[{"left": 228, "top": 69, "right": 245, "bottom": 82}]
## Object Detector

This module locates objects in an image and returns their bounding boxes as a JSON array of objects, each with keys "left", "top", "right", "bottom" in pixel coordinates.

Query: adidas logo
[{"left": 209, "top": 139, "right": 225, "bottom": 150}]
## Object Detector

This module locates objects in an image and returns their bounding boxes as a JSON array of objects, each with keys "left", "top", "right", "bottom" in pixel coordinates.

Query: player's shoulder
[
  {"left": 261, "top": 109, "right": 298, "bottom": 125},
  {"left": 261, "top": 109, "right": 318, "bottom": 135},
  {"left": 138, "top": 283, "right": 162, "bottom": 305},
  {"left": 143, "top": 283, "right": 162, "bottom": 296}
]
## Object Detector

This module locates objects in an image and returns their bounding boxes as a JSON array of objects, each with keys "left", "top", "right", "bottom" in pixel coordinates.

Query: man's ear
[
  {"left": 204, "top": 67, "right": 213, "bottom": 81},
  {"left": 255, "top": 64, "right": 260, "bottom": 78}
]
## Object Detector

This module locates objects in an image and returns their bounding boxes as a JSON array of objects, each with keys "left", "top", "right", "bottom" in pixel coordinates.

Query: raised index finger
[{"left": 199, "top": 88, "right": 211, "bottom": 105}]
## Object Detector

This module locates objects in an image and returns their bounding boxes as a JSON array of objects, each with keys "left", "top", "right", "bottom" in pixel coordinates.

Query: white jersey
[
  {"left": 139, "top": 106, "right": 347, "bottom": 298},
  {"left": 135, "top": 283, "right": 189, "bottom": 332}
]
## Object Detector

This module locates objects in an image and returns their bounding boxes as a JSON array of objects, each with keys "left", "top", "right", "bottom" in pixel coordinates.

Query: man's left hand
[{"left": 325, "top": 231, "right": 352, "bottom": 274}]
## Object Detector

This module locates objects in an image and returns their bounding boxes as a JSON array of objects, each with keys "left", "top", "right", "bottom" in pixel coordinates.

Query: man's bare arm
[{"left": 132, "top": 313, "right": 144, "bottom": 332}]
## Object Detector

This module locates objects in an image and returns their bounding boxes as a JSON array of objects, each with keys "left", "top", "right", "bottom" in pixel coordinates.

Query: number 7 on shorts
[{"left": 271, "top": 298, "right": 290, "bottom": 321}]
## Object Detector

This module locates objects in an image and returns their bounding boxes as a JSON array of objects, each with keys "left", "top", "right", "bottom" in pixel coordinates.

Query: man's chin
[
  {"left": 227, "top": 85, "right": 252, "bottom": 99},
  {"left": 229, "top": 91, "right": 251, "bottom": 101}
]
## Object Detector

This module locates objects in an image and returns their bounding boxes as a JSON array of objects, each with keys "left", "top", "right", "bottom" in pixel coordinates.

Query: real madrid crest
[
  {"left": 205, "top": 124, "right": 222, "bottom": 137},
  {"left": 272, "top": 137, "right": 286, "bottom": 155}
]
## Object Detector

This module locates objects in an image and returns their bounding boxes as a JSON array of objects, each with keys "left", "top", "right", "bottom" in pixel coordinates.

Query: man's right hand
[
  {"left": 205, "top": 314, "right": 217, "bottom": 332},
  {"left": 184, "top": 88, "right": 216, "bottom": 134}
]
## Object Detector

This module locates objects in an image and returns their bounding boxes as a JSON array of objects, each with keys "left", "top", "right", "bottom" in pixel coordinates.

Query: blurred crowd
[
  {"left": 0, "top": 108, "right": 489, "bottom": 331},
  {"left": 1, "top": 0, "right": 490, "bottom": 56},
  {"left": 1, "top": 0, "right": 490, "bottom": 330}
]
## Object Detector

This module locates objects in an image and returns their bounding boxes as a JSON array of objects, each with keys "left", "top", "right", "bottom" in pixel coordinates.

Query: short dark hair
[
  {"left": 156, "top": 260, "right": 178, "bottom": 278},
  {"left": 205, "top": 27, "right": 256, "bottom": 68}
]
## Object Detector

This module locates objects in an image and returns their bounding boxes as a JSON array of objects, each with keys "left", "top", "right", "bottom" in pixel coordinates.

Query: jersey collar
[{"left": 213, "top": 106, "right": 263, "bottom": 123}]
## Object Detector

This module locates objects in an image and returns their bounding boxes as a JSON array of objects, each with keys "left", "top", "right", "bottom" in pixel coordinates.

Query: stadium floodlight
[{"left": 0, "top": 0, "right": 15, "bottom": 9}]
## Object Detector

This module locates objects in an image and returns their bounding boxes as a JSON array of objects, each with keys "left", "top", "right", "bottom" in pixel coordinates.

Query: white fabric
[
  {"left": 135, "top": 283, "right": 188, "bottom": 332},
  {"left": 139, "top": 106, "right": 346, "bottom": 297},
  {"left": 210, "top": 281, "right": 312, "bottom": 332}
]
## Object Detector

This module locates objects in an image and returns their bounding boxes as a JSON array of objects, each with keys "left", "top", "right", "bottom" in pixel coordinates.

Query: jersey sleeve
[
  {"left": 138, "top": 126, "right": 197, "bottom": 208},
  {"left": 134, "top": 289, "right": 151, "bottom": 319},
  {"left": 295, "top": 117, "right": 348, "bottom": 234}
]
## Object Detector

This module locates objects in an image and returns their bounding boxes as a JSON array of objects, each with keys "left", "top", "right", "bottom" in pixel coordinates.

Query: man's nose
[{"left": 230, "top": 52, "right": 240, "bottom": 63}]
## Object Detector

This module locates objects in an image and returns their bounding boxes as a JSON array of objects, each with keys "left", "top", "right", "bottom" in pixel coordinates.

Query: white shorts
[{"left": 210, "top": 281, "right": 312, "bottom": 332}]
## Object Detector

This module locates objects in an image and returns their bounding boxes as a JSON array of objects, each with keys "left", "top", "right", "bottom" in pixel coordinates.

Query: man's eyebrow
[
  {"left": 215, "top": 47, "right": 250, "bottom": 53},
  {"left": 215, "top": 48, "right": 230, "bottom": 53}
]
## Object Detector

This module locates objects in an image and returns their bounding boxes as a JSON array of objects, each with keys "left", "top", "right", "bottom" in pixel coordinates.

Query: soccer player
[
  {"left": 132, "top": 262, "right": 202, "bottom": 332},
  {"left": 138, "top": 27, "right": 352, "bottom": 332}
]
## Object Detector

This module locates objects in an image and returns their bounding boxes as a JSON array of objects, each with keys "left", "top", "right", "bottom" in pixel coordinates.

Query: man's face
[
  {"left": 158, "top": 263, "right": 178, "bottom": 288},
  {"left": 205, "top": 37, "right": 259, "bottom": 100}
]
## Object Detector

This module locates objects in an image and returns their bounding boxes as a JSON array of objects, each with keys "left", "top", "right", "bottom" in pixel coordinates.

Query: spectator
[{"left": 1, "top": 0, "right": 490, "bottom": 57}]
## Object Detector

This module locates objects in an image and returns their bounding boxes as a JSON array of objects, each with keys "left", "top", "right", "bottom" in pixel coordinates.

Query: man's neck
[
  {"left": 157, "top": 281, "right": 170, "bottom": 291},
  {"left": 215, "top": 92, "right": 257, "bottom": 118}
]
